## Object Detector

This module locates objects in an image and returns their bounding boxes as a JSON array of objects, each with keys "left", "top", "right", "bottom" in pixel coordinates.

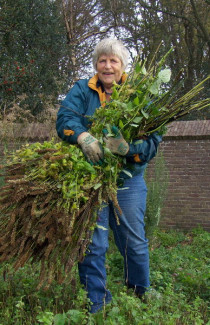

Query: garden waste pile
[{"left": 0, "top": 49, "right": 209, "bottom": 289}]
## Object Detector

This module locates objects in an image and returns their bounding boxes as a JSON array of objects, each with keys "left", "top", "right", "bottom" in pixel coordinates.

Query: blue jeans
[{"left": 78, "top": 173, "right": 149, "bottom": 313}]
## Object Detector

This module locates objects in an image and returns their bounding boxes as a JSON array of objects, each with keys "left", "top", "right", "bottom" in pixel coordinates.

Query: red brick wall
[{"left": 148, "top": 120, "right": 210, "bottom": 231}]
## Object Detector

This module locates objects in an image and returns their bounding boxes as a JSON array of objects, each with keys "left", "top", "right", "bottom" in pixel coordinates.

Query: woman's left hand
[{"left": 103, "top": 126, "right": 129, "bottom": 156}]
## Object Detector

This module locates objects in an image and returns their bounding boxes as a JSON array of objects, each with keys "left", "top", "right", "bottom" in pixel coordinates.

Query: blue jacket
[{"left": 56, "top": 74, "right": 162, "bottom": 177}]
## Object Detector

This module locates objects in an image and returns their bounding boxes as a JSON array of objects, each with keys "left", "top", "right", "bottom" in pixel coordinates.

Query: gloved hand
[
  {"left": 77, "top": 132, "right": 103, "bottom": 164},
  {"left": 103, "top": 126, "right": 129, "bottom": 156}
]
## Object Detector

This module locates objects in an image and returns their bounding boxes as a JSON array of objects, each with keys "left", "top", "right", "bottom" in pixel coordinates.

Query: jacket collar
[{"left": 88, "top": 73, "right": 127, "bottom": 107}]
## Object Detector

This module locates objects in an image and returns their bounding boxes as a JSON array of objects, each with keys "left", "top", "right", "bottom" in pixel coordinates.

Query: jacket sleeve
[
  {"left": 56, "top": 81, "right": 89, "bottom": 144},
  {"left": 126, "top": 132, "right": 162, "bottom": 163}
]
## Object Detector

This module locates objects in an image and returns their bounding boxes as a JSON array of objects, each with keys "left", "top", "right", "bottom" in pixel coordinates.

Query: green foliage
[
  {"left": 145, "top": 153, "right": 169, "bottom": 238},
  {"left": 54, "top": 309, "right": 88, "bottom": 325},
  {"left": 0, "top": 139, "right": 122, "bottom": 288},
  {"left": 151, "top": 228, "right": 210, "bottom": 301},
  {"left": 91, "top": 52, "right": 210, "bottom": 141},
  {"left": 36, "top": 311, "right": 54, "bottom": 325},
  {"left": 0, "top": 164, "right": 5, "bottom": 189},
  {"left": 0, "top": 0, "right": 69, "bottom": 116},
  {"left": 0, "top": 229, "right": 209, "bottom": 324}
]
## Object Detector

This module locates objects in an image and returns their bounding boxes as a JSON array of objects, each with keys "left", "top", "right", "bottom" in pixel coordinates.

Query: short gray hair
[{"left": 92, "top": 38, "right": 129, "bottom": 70}]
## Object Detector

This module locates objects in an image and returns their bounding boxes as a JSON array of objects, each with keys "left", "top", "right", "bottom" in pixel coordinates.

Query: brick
[{"left": 148, "top": 121, "right": 210, "bottom": 231}]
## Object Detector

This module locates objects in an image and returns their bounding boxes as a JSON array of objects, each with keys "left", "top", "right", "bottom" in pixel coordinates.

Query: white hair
[{"left": 92, "top": 38, "right": 129, "bottom": 70}]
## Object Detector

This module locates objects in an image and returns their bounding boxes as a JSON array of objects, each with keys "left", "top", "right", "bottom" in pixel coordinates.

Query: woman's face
[{"left": 96, "top": 54, "right": 123, "bottom": 89}]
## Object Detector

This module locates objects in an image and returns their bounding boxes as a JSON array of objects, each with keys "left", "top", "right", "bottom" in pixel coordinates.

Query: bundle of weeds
[
  {"left": 0, "top": 141, "right": 120, "bottom": 289},
  {"left": 91, "top": 48, "right": 210, "bottom": 141},
  {"left": 0, "top": 48, "right": 209, "bottom": 288}
]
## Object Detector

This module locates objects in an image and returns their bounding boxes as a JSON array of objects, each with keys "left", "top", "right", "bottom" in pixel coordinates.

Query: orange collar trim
[{"left": 88, "top": 73, "right": 127, "bottom": 107}]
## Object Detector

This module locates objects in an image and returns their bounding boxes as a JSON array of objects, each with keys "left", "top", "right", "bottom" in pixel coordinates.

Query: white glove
[{"left": 77, "top": 132, "right": 103, "bottom": 164}]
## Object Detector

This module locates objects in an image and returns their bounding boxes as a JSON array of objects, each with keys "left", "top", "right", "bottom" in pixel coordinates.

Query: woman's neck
[
  {"left": 104, "top": 88, "right": 112, "bottom": 101},
  {"left": 104, "top": 89, "right": 112, "bottom": 95}
]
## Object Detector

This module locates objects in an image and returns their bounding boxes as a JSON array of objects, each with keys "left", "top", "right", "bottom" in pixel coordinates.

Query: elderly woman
[{"left": 56, "top": 38, "right": 162, "bottom": 313}]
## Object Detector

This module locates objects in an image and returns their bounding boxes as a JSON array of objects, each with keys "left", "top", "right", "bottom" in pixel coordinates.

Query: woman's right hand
[{"left": 77, "top": 132, "right": 104, "bottom": 164}]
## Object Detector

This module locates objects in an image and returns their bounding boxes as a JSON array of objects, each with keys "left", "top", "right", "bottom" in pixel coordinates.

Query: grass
[{"left": 0, "top": 227, "right": 209, "bottom": 325}]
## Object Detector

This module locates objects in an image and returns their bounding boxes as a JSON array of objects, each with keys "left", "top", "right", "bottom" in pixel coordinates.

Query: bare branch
[
  {"left": 61, "top": 0, "right": 72, "bottom": 43},
  {"left": 76, "top": 25, "right": 116, "bottom": 43},
  {"left": 189, "top": 0, "right": 210, "bottom": 45},
  {"left": 137, "top": 0, "right": 196, "bottom": 28}
]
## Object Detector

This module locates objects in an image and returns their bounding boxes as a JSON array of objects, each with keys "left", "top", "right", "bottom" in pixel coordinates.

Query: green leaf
[
  {"left": 151, "top": 106, "right": 159, "bottom": 115},
  {"left": 149, "top": 80, "right": 161, "bottom": 95},
  {"left": 118, "top": 187, "right": 129, "bottom": 190},
  {"left": 111, "top": 88, "right": 119, "bottom": 99},
  {"left": 118, "top": 119, "right": 124, "bottom": 129},
  {"left": 66, "top": 309, "right": 85, "bottom": 323},
  {"left": 54, "top": 313, "right": 68, "bottom": 325},
  {"left": 127, "top": 101, "right": 133, "bottom": 110},
  {"left": 141, "top": 66, "right": 147, "bottom": 75},
  {"left": 133, "top": 116, "right": 143, "bottom": 124},
  {"left": 141, "top": 109, "right": 149, "bottom": 119},
  {"left": 103, "top": 147, "right": 112, "bottom": 155},
  {"left": 160, "top": 106, "right": 169, "bottom": 112},
  {"left": 114, "top": 100, "right": 127, "bottom": 109},
  {"left": 123, "top": 129, "right": 131, "bottom": 141},
  {"left": 133, "top": 96, "right": 140, "bottom": 106},
  {"left": 94, "top": 183, "right": 102, "bottom": 190},
  {"left": 134, "top": 139, "right": 143, "bottom": 144},
  {"left": 158, "top": 69, "right": 171, "bottom": 83},
  {"left": 97, "top": 225, "right": 108, "bottom": 230},
  {"left": 122, "top": 169, "right": 133, "bottom": 178},
  {"left": 106, "top": 124, "right": 112, "bottom": 134},
  {"left": 81, "top": 162, "right": 96, "bottom": 174},
  {"left": 135, "top": 62, "right": 141, "bottom": 73}
]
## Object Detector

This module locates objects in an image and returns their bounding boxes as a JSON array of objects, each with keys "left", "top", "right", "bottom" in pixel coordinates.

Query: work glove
[
  {"left": 103, "top": 126, "right": 129, "bottom": 156},
  {"left": 77, "top": 132, "right": 104, "bottom": 164}
]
